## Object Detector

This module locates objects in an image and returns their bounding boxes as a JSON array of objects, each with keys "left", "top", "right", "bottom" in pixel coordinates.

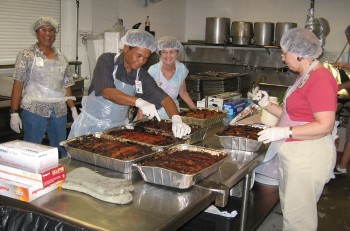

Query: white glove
[
  {"left": 135, "top": 98, "right": 160, "bottom": 121},
  {"left": 10, "top": 113, "right": 22, "bottom": 133},
  {"left": 70, "top": 107, "right": 79, "bottom": 121},
  {"left": 253, "top": 90, "right": 270, "bottom": 108},
  {"left": 172, "top": 115, "right": 191, "bottom": 138},
  {"left": 258, "top": 127, "right": 289, "bottom": 144}
]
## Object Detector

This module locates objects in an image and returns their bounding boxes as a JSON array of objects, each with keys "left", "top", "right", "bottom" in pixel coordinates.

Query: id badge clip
[
  {"left": 135, "top": 80, "right": 143, "bottom": 94},
  {"left": 35, "top": 57, "right": 44, "bottom": 67}
]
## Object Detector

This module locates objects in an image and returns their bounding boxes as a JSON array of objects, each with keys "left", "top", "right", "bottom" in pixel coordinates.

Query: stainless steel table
[{"left": 0, "top": 122, "right": 266, "bottom": 231}]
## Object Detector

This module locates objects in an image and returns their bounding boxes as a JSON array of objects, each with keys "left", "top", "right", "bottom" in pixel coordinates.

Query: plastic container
[{"left": 260, "top": 96, "right": 279, "bottom": 126}]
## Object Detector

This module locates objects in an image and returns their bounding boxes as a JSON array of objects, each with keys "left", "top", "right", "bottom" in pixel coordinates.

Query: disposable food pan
[
  {"left": 60, "top": 133, "right": 159, "bottom": 173},
  {"left": 132, "top": 119, "right": 208, "bottom": 145},
  {"left": 133, "top": 144, "right": 229, "bottom": 189},
  {"left": 102, "top": 126, "right": 179, "bottom": 150},
  {"left": 180, "top": 108, "right": 228, "bottom": 128},
  {"left": 216, "top": 124, "right": 267, "bottom": 152}
]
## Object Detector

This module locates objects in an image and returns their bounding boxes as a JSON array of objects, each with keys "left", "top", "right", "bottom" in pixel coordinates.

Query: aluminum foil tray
[
  {"left": 133, "top": 144, "right": 229, "bottom": 189},
  {"left": 60, "top": 133, "right": 159, "bottom": 173},
  {"left": 216, "top": 124, "right": 267, "bottom": 152},
  {"left": 180, "top": 108, "right": 227, "bottom": 128},
  {"left": 132, "top": 119, "right": 208, "bottom": 145},
  {"left": 102, "top": 126, "right": 179, "bottom": 150}
]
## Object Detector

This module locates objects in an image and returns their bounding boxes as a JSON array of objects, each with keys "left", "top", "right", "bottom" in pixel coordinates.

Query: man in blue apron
[{"left": 69, "top": 29, "right": 190, "bottom": 139}]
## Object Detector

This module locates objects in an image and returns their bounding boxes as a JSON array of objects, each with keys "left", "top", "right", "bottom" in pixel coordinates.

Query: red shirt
[{"left": 286, "top": 68, "right": 338, "bottom": 122}]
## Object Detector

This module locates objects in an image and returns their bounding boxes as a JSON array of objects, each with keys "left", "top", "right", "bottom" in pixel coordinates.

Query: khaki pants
[{"left": 278, "top": 136, "right": 334, "bottom": 231}]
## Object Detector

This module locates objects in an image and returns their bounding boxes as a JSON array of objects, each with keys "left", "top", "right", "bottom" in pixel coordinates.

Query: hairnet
[
  {"left": 157, "top": 36, "right": 183, "bottom": 53},
  {"left": 33, "top": 17, "right": 59, "bottom": 33},
  {"left": 280, "top": 28, "right": 323, "bottom": 59},
  {"left": 345, "top": 25, "right": 350, "bottom": 37},
  {"left": 120, "top": 29, "right": 156, "bottom": 52}
]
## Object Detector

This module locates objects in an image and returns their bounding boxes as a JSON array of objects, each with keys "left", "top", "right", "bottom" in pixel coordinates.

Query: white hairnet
[
  {"left": 280, "top": 28, "right": 323, "bottom": 59},
  {"left": 33, "top": 17, "right": 59, "bottom": 33},
  {"left": 120, "top": 29, "right": 156, "bottom": 52},
  {"left": 157, "top": 36, "right": 183, "bottom": 53}
]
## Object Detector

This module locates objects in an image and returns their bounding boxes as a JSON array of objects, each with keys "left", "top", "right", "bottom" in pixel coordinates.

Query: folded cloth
[{"left": 62, "top": 167, "right": 133, "bottom": 204}]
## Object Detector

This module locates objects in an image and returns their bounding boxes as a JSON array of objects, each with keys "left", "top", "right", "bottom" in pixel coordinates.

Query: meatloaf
[
  {"left": 135, "top": 119, "right": 199, "bottom": 134},
  {"left": 180, "top": 109, "right": 225, "bottom": 119},
  {"left": 219, "top": 124, "right": 264, "bottom": 140}
]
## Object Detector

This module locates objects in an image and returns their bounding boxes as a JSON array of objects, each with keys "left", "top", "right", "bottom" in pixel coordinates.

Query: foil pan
[
  {"left": 132, "top": 119, "right": 208, "bottom": 145},
  {"left": 60, "top": 133, "right": 159, "bottom": 173},
  {"left": 102, "top": 126, "right": 179, "bottom": 150},
  {"left": 216, "top": 124, "right": 267, "bottom": 152},
  {"left": 133, "top": 144, "right": 229, "bottom": 189},
  {"left": 180, "top": 108, "right": 228, "bottom": 128}
]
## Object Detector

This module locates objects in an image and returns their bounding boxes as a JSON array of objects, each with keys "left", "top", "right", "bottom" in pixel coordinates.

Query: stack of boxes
[
  {"left": 207, "top": 92, "right": 247, "bottom": 117},
  {"left": 0, "top": 140, "right": 65, "bottom": 202}
]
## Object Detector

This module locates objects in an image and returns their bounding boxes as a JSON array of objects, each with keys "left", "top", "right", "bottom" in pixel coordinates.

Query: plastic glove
[
  {"left": 135, "top": 98, "right": 161, "bottom": 121},
  {"left": 70, "top": 107, "right": 79, "bottom": 121},
  {"left": 253, "top": 90, "right": 269, "bottom": 108},
  {"left": 10, "top": 113, "right": 22, "bottom": 133},
  {"left": 258, "top": 127, "right": 289, "bottom": 144},
  {"left": 172, "top": 115, "right": 191, "bottom": 138}
]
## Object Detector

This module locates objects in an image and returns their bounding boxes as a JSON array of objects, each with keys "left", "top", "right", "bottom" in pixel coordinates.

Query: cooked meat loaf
[
  {"left": 180, "top": 109, "right": 225, "bottom": 119},
  {"left": 107, "top": 127, "right": 177, "bottom": 146},
  {"left": 67, "top": 135, "right": 153, "bottom": 160},
  {"left": 139, "top": 150, "right": 227, "bottom": 174},
  {"left": 219, "top": 124, "right": 263, "bottom": 140}
]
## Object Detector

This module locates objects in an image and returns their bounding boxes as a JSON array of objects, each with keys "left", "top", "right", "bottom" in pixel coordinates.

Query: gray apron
[{"left": 68, "top": 54, "right": 138, "bottom": 139}]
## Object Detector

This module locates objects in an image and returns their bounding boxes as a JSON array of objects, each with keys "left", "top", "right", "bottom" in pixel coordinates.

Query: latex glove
[
  {"left": 70, "top": 107, "right": 79, "bottom": 121},
  {"left": 135, "top": 98, "right": 161, "bottom": 121},
  {"left": 10, "top": 113, "right": 22, "bottom": 133},
  {"left": 253, "top": 90, "right": 269, "bottom": 108},
  {"left": 258, "top": 127, "right": 289, "bottom": 144},
  {"left": 172, "top": 115, "right": 191, "bottom": 138}
]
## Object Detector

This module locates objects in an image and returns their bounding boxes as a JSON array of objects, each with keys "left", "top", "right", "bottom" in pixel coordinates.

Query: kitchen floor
[{"left": 256, "top": 152, "right": 350, "bottom": 231}]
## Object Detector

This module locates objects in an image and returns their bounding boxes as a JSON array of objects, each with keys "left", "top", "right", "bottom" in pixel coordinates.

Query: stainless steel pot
[
  {"left": 205, "top": 17, "right": 230, "bottom": 44},
  {"left": 275, "top": 22, "right": 297, "bottom": 46},
  {"left": 230, "top": 21, "right": 253, "bottom": 45},
  {"left": 253, "top": 22, "right": 275, "bottom": 46}
]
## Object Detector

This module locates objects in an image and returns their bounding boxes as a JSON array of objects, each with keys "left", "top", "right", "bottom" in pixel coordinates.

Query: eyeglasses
[
  {"left": 37, "top": 27, "right": 56, "bottom": 34},
  {"left": 160, "top": 50, "right": 178, "bottom": 55}
]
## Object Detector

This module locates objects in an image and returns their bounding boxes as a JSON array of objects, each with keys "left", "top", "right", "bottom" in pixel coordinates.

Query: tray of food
[
  {"left": 216, "top": 124, "right": 267, "bottom": 152},
  {"left": 133, "top": 119, "right": 208, "bottom": 144},
  {"left": 180, "top": 108, "right": 227, "bottom": 128},
  {"left": 60, "top": 133, "right": 159, "bottom": 173},
  {"left": 133, "top": 144, "right": 229, "bottom": 189},
  {"left": 103, "top": 126, "right": 180, "bottom": 149}
]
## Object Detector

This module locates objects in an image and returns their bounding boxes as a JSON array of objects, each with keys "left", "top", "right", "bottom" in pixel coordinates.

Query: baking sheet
[
  {"left": 60, "top": 133, "right": 159, "bottom": 173},
  {"left": 133, "top": 144, "right": 229, "bottom": 189}
]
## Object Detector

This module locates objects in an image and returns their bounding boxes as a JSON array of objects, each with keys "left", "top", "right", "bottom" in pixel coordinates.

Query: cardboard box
[
  {"left": 208, "top": 92, "right": 242, "bottom": 110},
  {"left": 0, "top": 140, "right": 58, "bottom": 173},
  {"left": 223, "top": 99, "right": 247, "bottom": 116},
  {"left": 0, "top": 164, "right": 66, "bottom": 188},
  {"left": 0, "top": 178, "right": 64, "bottom": 202}
]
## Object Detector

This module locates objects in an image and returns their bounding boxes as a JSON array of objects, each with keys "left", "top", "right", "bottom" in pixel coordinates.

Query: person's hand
[
  {"left": 135, "top": 98, "right": 161, "bottom": 121},
  {"left": 172, "top": 115, "right": 191, "bottom": 138},
  {"left": 10, "top": 113, "right": 22, "bottom": 133},
  {"left": 258, "top": 127, "right": 289, "bottom": 144},
  {"left": 253, "top": 90, "right": 270, "bottom": 108},
  {"left": 71, "top": 107, "right": 79, "bottom": 121}
]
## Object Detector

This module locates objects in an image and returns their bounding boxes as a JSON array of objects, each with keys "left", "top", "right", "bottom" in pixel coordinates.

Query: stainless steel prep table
[{"left": 0, "top": 120, "right": 266, "bottom": 231}]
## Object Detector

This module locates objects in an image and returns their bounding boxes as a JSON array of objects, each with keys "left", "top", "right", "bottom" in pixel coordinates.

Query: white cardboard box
[
  {"left": 0, "top": 178, "right": 64, "bottom": 202},
  {"left": 0, "top": 164, "right": 66, "bottom": 188},
  {"left": 0, "top": 140, "right": 58, "bottom": 173},
  {"left": 208, "top": 92, "right": 242, "bottom": 110}
]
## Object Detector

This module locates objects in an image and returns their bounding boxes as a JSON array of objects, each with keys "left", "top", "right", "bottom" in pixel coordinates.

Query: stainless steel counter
[{"left": 0, "top": 120, "right": 266, "bottom": 231}]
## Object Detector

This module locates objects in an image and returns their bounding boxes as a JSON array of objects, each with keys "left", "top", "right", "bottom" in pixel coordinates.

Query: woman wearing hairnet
[
  {"left": 138, "top": 36, "right": 196, "bottom": 119},
  {"left": 68, "top": 29, "right": 190, "bottom": 139},
  {"left": 254, "top": 28, "right": 338, "bottom": 230},
  {"left": 10, "top": 17, "right": 78, "bottom": 158}
]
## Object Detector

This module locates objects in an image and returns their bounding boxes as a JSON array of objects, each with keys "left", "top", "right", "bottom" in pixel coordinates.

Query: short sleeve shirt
[{"left": 88, "top": 52, "right": 168, "bottom": 109}]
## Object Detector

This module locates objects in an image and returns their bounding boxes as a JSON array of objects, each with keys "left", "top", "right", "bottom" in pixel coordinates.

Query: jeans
[{"left": 21, "top": 109, "right": 68, "bottom": 158}]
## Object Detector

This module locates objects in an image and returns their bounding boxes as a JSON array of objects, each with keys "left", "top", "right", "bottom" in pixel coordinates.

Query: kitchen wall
[{"left": 61, "top": 0, "right": 350, "bottom": 88}]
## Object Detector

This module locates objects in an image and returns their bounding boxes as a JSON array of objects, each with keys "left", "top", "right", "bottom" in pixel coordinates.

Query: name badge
[
  {"left": 35, "top": 57, "right": 44, "bottom": 67},
  {"left": 135, "top": 80, "right": 143, "bottom": 94}
]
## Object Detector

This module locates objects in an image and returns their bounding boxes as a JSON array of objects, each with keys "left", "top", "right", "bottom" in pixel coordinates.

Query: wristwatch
[
  {"left": 289, "top": 127, "right": 293, "bottom": 138},
  {"left": 10, "top": 109, "right": 18, "bottom": 114}
]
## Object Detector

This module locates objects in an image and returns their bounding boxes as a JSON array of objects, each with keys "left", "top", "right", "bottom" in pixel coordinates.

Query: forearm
[
  {"left": 10, "top": 80, "right": 23, "bottom": 110},
  {"left": 65, "top": 87, "right": 76, "bottom": 108},
  {"left": 101, "top": 88, "right": 138, "bottom": 106},
  {"left": 179, "top": 91, "right": 196, "bottom": 109},
  {"left": 264, "top": 102, "right": 283, "bottom": 118},
  {"left": 162, "top": 96, "right": 179, "bottom": 118}
]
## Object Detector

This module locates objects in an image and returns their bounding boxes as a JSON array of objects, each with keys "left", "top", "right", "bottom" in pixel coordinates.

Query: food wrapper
[{"left": 229, "top": 102, "right": 259, "bottom": 125}]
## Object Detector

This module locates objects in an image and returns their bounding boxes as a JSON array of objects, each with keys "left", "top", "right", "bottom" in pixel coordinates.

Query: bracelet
[{"left": 289, "top": 127, "right": 293, "bottom": 138}]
